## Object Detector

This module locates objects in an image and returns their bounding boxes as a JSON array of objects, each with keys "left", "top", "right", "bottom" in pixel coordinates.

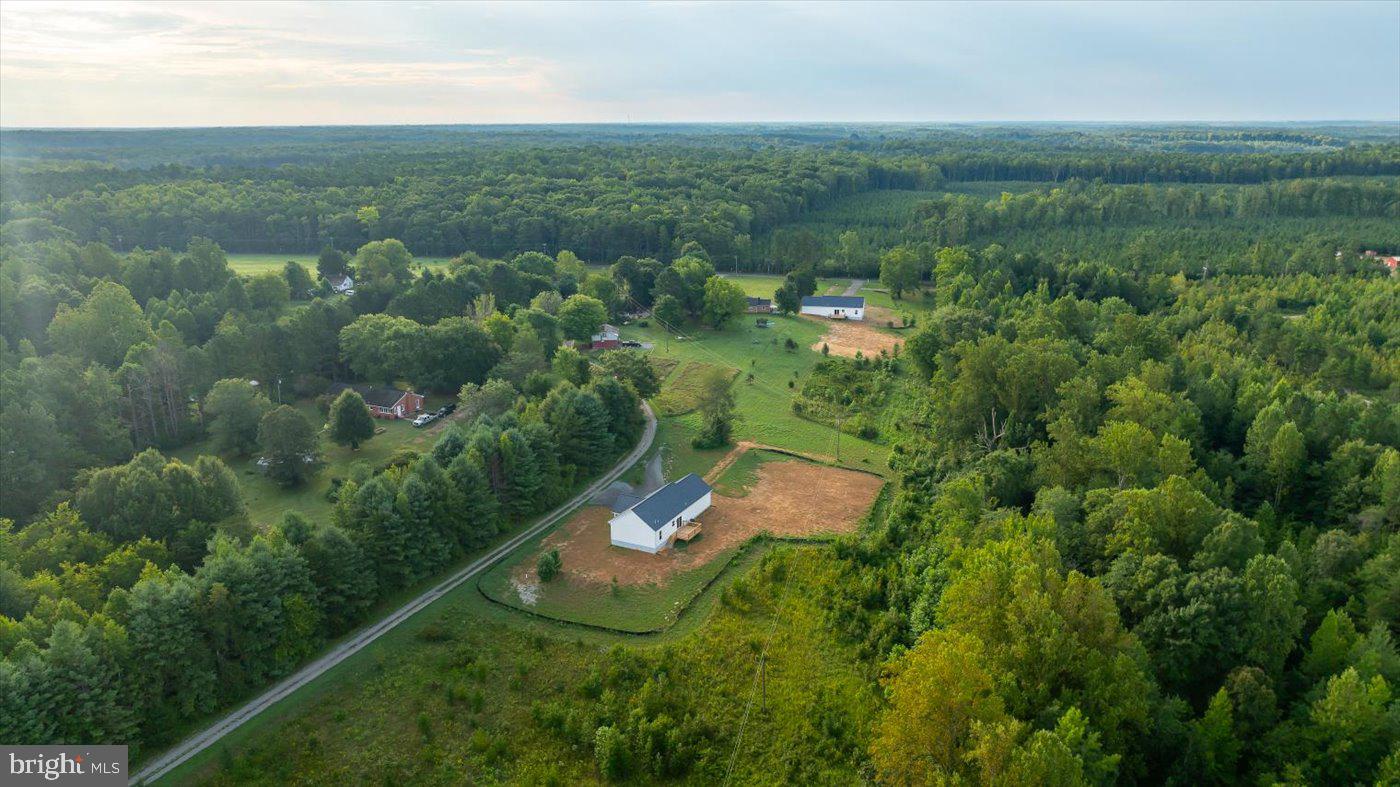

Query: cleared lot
[
  {"left": 807, "top": 316, "right": 904, "bottom": 359},
  {"left": 509, "top": 455, "right": 883, "bottom": 591}
]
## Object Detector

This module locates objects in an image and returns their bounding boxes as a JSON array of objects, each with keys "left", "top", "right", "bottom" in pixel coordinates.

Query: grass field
[
  {"left": 651, "top": 360, "right": 738, "bottom": 416},
  {"left": 165, "top": 545, "right": 875, "bottom": 785},
  {"left": 172, "top": 394, "right": 452, "bottom": 529},
  {"left": 226, "top": 253, "right": 453, "bottom": 276},
  {"left": 625, "top": 308, "right": 890, "bottom": 473}
]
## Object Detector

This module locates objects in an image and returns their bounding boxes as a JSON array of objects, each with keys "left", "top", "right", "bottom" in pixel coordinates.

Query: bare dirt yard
[
  {"left": 512, "top": 458, "right": 883, "bottom": 588},
  {"left": 806, "top": 316, "right": 903, "bottom": 359},
  {"left": 864, "top": 305, "right": 910, "bottom": 328}
]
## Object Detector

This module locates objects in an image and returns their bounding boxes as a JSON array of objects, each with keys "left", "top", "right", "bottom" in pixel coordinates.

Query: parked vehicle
[
  {"left": 412, "top": 413, "right": 435, "bottom": 427},
  {"left": 620, "top": 340, "right": 643, "bottom": 348}
]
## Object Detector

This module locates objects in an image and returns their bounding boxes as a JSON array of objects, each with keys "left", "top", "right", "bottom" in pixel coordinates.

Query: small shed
[
  {"left": 800, "top": 295, "right": 865, "bottom": 321},
  {"left": 609, "top": 473, "right": 712, "bottom": 553}
]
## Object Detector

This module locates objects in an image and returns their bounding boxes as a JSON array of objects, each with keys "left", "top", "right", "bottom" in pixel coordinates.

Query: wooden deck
[{"left": 674, "top": 522, "right": 702, "bottom": 542}]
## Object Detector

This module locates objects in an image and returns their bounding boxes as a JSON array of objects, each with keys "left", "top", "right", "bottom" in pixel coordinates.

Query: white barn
[
  {"left": 609, "top": 473, "right": 712, "bottom": 553},
  {"left": 800, "top": 295, "right": 865, "bottom": 321}
]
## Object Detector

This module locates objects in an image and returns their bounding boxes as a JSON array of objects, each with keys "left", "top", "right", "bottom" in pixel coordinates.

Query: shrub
[
  {"left": 537, "top": 549, "right": 562, "bottom": 581},
  {"left": 594, "top": 725, "right": 628, "bottom": 781}
]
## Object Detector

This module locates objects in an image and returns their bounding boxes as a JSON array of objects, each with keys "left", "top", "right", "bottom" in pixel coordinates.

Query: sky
[{"left": 1, "top": 0, "right": 1398, "bottom": 128}]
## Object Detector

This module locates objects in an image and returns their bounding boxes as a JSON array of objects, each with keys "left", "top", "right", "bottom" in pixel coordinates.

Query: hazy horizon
[
  {"left": 5, "top": 119, "right": 1400, "bottom": 132},
  {"left": 3, "top": 1, "right": 1398, "bottom": 129}
]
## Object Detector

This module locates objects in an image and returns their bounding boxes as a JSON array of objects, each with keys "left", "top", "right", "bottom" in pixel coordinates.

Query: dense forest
[
  {"left": 1, "top": 124, "right": 1397, "bottom": 782},
  {"left": 2, "top": 124, "right": 1396, "bottom": 263}
]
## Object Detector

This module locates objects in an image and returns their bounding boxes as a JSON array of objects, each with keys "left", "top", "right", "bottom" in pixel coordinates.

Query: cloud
[{"left": 1, "top": 1, "right": 1397, "bottom": 126}]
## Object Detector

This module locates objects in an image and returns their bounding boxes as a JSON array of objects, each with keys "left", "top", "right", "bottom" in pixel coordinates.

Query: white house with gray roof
[
  {"left": 609, "top": 473, "right": 712, "bottom": 553},
  {"left": 800, "top": 295, "right": 864, "bottom": 320}
]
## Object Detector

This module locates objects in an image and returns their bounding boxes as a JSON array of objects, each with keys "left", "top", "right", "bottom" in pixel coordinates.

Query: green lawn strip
[
  {"left": 718, "top": 273, "right": 786, "bottom": 299},
  {"left": 225, "top": 253, "right": 452, "bottom": 276},
  {"left": 857, "top": 284, "right": 938, "bottom": 323},
  {"left": 645, "top": 355, "right": 680, "bottom": 383},
  {"left": 649, "top": 416, "right": 731, "bottom": 480},
  {"left": 710, "top": 447, "right": 779, "bottom": 497}
]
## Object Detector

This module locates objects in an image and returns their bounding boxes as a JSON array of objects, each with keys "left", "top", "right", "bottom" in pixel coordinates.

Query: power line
[{"left": 722, "top": 554, "right": 797, "bottom": 786}]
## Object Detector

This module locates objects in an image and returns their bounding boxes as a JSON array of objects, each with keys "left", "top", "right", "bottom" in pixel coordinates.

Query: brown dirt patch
[
  {"left": 513, "top": 460, "right": 883, "bottom": 587},
  {"left": 806, "top": 316, "right": 903, "bottom": 359},
  {"left": 864, "top": 306, "right": 909, "bottom": 328}
]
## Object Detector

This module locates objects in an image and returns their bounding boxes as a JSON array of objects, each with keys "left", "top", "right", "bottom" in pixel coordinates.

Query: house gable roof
[
  {"left": 619, "top": 473, "right": 711, "bottom": 531},
  {"left": 746, "top": 296, "right": 770, "bottom": 306},
  {"left": 328, "top": 382, "right": 409, "bottom": 410},
  {"left": 610, "top": 493, "right": 642, "bottom": 513},
  {"left": 801, "top": 295, "right": 865, "bottom": 309}
]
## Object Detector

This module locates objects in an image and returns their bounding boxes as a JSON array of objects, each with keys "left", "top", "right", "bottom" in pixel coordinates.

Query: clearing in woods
[
  {"left": 484, "top": 453, "right": 884, "bottom": 630},
  {"left": 807, "top": 316, "right": 904, "bottom": 359}
]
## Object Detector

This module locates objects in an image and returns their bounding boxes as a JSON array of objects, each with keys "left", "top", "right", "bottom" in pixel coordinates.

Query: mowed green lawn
[
  {"left": 172, "top": 395, "right": 452, "bottom": 529},
  {"left": 623, "top": 308, "right": 890, "bottom": 475},
  {"left": 858, "top": 282, "right": 939, "bottom": 322},
  {"left": 225, "top": 253, "right": 453, "bottom": 277}
]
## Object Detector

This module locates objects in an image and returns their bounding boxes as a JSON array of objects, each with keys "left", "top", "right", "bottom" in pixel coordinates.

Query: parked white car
[{"left": 412, "top": 413, "right": 435, "bottom": 427}]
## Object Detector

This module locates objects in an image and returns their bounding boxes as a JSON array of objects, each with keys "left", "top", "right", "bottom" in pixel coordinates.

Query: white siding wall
[
  {"left": 800, "top": 305, "right": 864, "bottom": 321},
  {"left": 610, "top": 511, "right": 659, "bottom": 553}
]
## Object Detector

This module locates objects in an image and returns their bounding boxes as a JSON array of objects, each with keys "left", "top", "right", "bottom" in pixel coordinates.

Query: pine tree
[
  {"left": 498, "top": 428, "right": 542, "bottom": 520},
  {"left": 347, "top": 476, "right": 413, "bottom": 591},
  {"left": 297, "top": 523, "right": 377, "bottom": 635},
  {"left": 447, "top": 452, "right": 500, "bottom": 548}
]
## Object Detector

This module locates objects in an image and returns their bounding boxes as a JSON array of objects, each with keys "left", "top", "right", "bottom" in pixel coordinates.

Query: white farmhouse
[
  {"left": 609, "top": 473, "right": 712, "bottom": 553},
  {"left": 800, "top": 295, "right": 864, "bottom": 321},
  {"left": 326, "top": 273, "right": 355, "bottom": 294}
]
